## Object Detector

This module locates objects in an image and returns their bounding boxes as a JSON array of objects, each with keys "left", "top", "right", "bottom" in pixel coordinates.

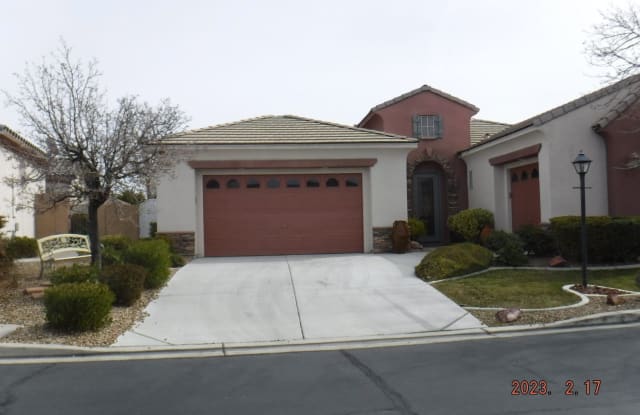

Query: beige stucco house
[{"left": 155, "top": 115, "right": 417, "bottom": 257}]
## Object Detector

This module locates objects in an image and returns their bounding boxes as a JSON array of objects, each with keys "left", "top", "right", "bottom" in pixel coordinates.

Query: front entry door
[{"left": 413, "top": 173, "right": 443, "bottom": 243}]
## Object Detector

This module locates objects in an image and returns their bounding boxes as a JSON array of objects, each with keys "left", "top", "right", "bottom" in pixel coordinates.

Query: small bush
[
  {"left": 44, "top": 282, "right": 114, "bottom": 331},
  {"left": 101, "top": 235, "right": 133, "bottom": 266},
  {"left": 0, "top": 238, "right": 13, "bottom": 278},
  {"left": 100, "top": 264, "right": 147, "bottom": 306},
  {"left": 484, "top": 231, "right": 528, "bottom": 266},
  {"left": 447, "top": 209, "right": 494, "bottom": 243},
  {"left": 408, "top": 218, "right": 426, "bottom": 240},
  {"left": 50, "top": 264, "right": 99, "bottom": 285},
  {"left": 124, "top": 239, "right": 171, "bottom": 289},
  {"left": 6, "top": 236, "right": 39, "bottom": 259},
  {"left": 415, "top": 243, "right": 493, "bottom": 280},
  {"left": 515, "top": 224, "right": 556, "bottom": 256},
  {"left": 170, "top": 253, "right": 186, "bottom": 267}
]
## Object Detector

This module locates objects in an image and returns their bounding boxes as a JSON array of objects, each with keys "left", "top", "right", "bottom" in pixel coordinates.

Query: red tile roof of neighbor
[{"left": 0, "top": 124, "right": 46, "bottom": 159}]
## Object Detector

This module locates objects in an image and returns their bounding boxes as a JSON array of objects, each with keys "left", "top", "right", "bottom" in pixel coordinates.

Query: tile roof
[
  {"left": 160, "top": 115, "right": 417, "bottom": 145},
  {"left": 0, "top": 124, "right": 46, "bottom": 158},
  {"left": 461, "top": 73, "right": 640, "bottom": 153},
  {"left": 592, "top": 82, "right": 640, "bottom": 131},
  {"left": 357, "top": 84, "right": 479, "bottom": 127},
  {"left": 470, "top": 118, "right": 510, "bottom": 145}
]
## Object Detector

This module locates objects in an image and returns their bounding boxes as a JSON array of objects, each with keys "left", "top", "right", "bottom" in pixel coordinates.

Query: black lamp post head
[{"left": 572, "top": 151, "right": 592, "bottom": 174}]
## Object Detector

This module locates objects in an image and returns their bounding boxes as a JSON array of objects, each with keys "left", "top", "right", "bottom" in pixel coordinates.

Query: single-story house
[
  {"left": 460, "top": 74, "right": 640, "bottom": 232},
  {"left": 155, "top": 115, "right": 417, "bottom": 257},
  {"left": 0, "top": 124, "right": 45, "bottom": 237}
]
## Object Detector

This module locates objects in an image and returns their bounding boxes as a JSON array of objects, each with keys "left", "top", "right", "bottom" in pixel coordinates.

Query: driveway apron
[{"left": 114, "top": 254, "right": 483, "bottom": 346}]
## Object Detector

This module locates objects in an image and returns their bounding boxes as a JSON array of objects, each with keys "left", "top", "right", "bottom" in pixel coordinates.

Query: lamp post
[{"left": 572, "top": 151, "right": 592, "bottom": 287}]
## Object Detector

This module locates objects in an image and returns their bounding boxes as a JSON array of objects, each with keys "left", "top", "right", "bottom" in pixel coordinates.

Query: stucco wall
[
  {"left": 157, "top": 144, "right": 415, "bottom": 256},
  {"left": 0, "top": 146, "right": 42, "bottom": 237},
  {"left": 139, "top": 198, "right": 158, "bottom": 238},
  {"left": 462, "top": 94, "right": 618, "bottom": 231}
]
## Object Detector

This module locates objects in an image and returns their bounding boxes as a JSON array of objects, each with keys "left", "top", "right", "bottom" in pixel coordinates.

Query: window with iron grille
[{"left": 412, "top": 115, "right": 442, "bottom": 139}]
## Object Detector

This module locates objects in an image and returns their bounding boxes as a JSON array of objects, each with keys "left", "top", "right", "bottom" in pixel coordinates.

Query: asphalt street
[{"left": 1, "top": 325, "right": 639, "bottom": 414}]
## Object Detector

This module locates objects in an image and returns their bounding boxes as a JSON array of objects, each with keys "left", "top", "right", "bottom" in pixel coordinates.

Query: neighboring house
[
  {"left": 0, "top": 125, "right": 45, "bottom": 237},
  {"left": 155, "top": 115, "right": 417, "bottom": 256},
  {"left": 470, "top": 118, "right": 510, "bottom": 145},
  {"left": 357, "top": 85, "right": 479, "bottom": 243},
  {"left": 460, "top": 75, "right": 640, "bottom": 232}
]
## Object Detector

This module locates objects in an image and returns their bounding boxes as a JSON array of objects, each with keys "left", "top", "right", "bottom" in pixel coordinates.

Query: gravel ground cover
[{"left": 0, "top": 260, "right": 175, "bottom": 347}]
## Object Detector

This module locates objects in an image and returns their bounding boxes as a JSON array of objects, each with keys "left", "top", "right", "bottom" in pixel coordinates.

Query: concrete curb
[{"left": 2, "top": 310, "right": 640, "bottom": 364}]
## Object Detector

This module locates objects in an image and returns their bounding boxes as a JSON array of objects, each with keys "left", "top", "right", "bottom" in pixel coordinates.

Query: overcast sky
[{"left": 1, "top": 0, "right": 633, "bottom": 136}]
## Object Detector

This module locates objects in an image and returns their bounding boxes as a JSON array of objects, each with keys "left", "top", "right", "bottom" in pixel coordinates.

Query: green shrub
[
  {"left": 170, "top": 253, "right": 186, "bottom": 267},
  {"left": 100, "top": 264, "right": 147, "bottom": 306},
  {"left": 124, "top": 239, "right": 171, "bottom": 289},
  {"left": 415, "top": 243, "right": 493, "bottom": 280},
  {"left": 550, "top": 216, "right": 640, "bottom": 263},
  {"left": 44, "top": 282, "right": 114, "bottom": 331},
  {"left": 447, "top": 209, "right": 494, "bottom": 243},
  {"left": 50, "top": 264, "right": 99, "bottom": 285},
  {"left": 484, "top": 231, "right": 528, "bottom": 266},
  {"left": 515, "top": 224, "right": 556, "bottom": 256},
  {"left": 0, "top": 238, "right": 13, "bottom": 278},
  {"left": 408, "top": 218, "right": 426, "bottom": 240},
  {"left": 100, "top": 235, "right": 133, "bottom": 266},
  {"left": 6, "top": 236, "right": 39, "bottom": 259}
]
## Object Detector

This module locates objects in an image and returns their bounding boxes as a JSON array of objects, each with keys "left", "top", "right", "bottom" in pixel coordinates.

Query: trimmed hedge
[
  {"left": 6, "top": 236, "right": 39, "bottom": 259},
  {"left": 447, "top": 209, "right": 494, "bottom": 243},
  {"left": 44, "top": 282, "right": 114, "bottom": 331},
  {"left": 550, "top": 216, "right": 640, "bottom": 263},
  {"left": 50, "top": 264, "right": 99, "bottom": 285},
  {"left": 100, "top": 264, "right": 147, "bottom": 306},
  {"left": 515, "top": 224, "right": 556, "bottom": 256},
  {"left": 484, "top": 231, "right": 528, "bottom": 266},
  {"left": 124, "top": 239, "right": 171, "bottom": 289},
  {"left": 415, "top": 243, "right": 493, "bottom": 280}
]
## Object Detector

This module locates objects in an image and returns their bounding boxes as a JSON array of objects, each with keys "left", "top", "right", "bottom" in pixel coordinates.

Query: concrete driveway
[{"left": 114, "top": 253, "right": 483, "bottom": 346}]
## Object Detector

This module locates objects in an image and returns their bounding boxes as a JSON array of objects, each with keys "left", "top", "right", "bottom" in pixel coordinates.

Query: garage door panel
[{"left": 203, "top": 173, "right": 363, "bottom": 256}]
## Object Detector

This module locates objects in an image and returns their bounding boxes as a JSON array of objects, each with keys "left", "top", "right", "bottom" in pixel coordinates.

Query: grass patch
[{"left": 433, "top": 268, "right": 640, "bottom": 309}]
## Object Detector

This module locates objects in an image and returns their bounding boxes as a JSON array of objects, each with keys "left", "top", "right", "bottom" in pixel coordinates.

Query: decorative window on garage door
[{"left": 206, "top": 179, "right": 220, "bottom": 189}]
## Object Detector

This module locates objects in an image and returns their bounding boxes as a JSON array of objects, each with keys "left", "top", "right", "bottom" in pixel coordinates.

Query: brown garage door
[
  {"left": 203, "top": 174, "right": 364, "bottom": 256},
  {"left": 510, "top": 163, "right": 541, "bottom": 231}
]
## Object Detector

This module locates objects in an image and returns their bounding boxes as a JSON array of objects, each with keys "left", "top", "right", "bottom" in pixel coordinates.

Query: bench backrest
[{"left": 37, "top": 234, "right": 91, "bottom": 260}]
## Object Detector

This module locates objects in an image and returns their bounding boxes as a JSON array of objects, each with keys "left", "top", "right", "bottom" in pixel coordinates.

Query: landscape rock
[
  {"left": 548, "top": 256, "right": 568, "bottom": 267},
  {"left": 495, "top": 308, "right": 522, "bottom": 323},
  {"left": 607, "top": 293, "right": 626, "bottom": 306},
  {"left": 410, "top": 241, "right": 423, "bottom": 250}
]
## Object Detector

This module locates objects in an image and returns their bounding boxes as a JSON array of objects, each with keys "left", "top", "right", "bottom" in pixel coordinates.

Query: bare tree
[
  {"left": 4, "top": 42, "right": 188, "bottom": 267},
  {"left": 586, "top": 3, "right": 640, "bottom": 80}
]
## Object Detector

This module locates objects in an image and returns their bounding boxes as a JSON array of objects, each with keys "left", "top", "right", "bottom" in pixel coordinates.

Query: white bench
[{"left": 37, "top": 234, "right": 92, "bottom": 278}]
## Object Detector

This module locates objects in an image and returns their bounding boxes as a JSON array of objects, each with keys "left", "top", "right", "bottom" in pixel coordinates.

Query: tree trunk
[{"left": 88, "top": 198, "right": 102, "bottom": 269}]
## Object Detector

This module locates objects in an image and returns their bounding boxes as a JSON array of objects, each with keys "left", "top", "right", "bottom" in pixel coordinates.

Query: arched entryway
[{"left": 411, "top": 162, "right": 446, "bottom": 243}]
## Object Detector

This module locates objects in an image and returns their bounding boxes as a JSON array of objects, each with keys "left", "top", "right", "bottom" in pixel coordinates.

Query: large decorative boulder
[
  {"left": 607, "top": 293, "right": 626, "bottom": 306},
  {"left": 495, "top": 308, "right": 522, "bottom": 323},
  {"left": 548, "top": 256, "right": 568, "bottom": 267}
]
